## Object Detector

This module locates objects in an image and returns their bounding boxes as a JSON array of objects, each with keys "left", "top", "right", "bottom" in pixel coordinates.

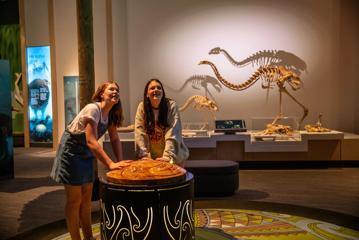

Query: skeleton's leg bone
[
  {"left": 209, "top": 110, "right": 216, "bottom": 120},
  {"left": 271, "top": 89, "right": 284, "bottom": 125},
  {"left": 316, "top": 113, "right": 323, "bottom": 128},
  {"left": 281, "top": 87, "right": 308, "bottom": 129},
  {"left": 279, "top": 88, "right": 283, "bottom": 117}
]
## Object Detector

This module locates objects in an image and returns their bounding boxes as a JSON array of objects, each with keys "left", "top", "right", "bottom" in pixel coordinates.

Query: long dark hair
[
  {"left": 143, "top": 79, "right": 169, "bottom": 134},
  {"left": 92, "top": 81, "right": 124, "bottom": 127}
]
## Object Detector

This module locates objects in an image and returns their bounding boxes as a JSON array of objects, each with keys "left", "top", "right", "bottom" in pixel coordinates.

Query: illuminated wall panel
[{"left": 26, "top": 46, "right": 53, "bottom": 144}]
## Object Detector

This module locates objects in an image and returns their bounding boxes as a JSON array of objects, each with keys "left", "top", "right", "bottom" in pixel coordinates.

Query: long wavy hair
[
  {"left": 92, "top": 81, "right": 124, "bottom": 127},
  {"left": 143, "top": 79, "right": 169, "bottom": 134}
]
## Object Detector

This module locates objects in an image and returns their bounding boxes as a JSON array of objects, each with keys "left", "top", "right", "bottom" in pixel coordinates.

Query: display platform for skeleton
[{"left": 106, "top": 159, "right": 186, "bottom": 185}]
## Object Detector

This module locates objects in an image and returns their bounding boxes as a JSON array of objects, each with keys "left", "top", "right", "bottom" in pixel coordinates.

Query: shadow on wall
[
  {"left": 167, "top": 48, "right": 307, "bottom": 97},
  {"left": 166, "top": 74, "right": 222, "bottom": 99}
]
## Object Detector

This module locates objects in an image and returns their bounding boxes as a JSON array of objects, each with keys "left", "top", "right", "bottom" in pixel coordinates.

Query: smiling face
[
  {"left": 102, "top": 83, "right": 120, "bottom": 105},
  {"left": 146, "top": 80, "right": 163, "bottom": 108}
]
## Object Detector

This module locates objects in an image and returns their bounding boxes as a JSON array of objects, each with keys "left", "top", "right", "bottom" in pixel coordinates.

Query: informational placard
[
  {"left": 214, "top": 119, "right": 247, "bottom": 134},
  {"left": 64, "top": 76, "right": 79, "bottom": 126},
  {"left": 26, "top": 46, "right": 53, "bottom": 143}
]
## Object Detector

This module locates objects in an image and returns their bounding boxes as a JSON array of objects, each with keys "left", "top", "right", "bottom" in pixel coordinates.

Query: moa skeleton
[
  {"left": 179, "top": 95, "right": 218, "bottom": 131},
  {"left": 178, "top": 95, "right": 218, "bottom": 113},
  {"left": 305, "top": 114, "right": 331, "bottom": 132},
  {"left": 199, "top": 60, "right": 308, "bottom": 129}
]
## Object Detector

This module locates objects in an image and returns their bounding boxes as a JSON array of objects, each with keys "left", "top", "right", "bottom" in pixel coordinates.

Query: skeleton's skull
[
  {"left": 287, "top": 74, "right": 302, "bottom": 90},
  {"left": 208, "top": 100, "right": 218, "bottom": 111},
  {"left": 209, "top": 47, "right": 221, "bottom": 55}
]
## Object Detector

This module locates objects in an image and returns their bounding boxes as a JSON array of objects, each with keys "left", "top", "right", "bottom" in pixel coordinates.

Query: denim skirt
[{"left": 50, "top": 130, "right": 95, "bottom": 185}]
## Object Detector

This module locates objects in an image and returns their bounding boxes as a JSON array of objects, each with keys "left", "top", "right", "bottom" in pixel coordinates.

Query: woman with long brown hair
[
  {"left": 135, "top": 78, "right": 189, "bottom": 165},
  {"left": 51, "top": 81, "right": 129, "bottom": 240}
]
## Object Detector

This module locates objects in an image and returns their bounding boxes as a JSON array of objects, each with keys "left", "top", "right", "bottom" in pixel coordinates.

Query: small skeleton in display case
[{"left": 305, "top": 114, "right": 331, "bottom": 132}]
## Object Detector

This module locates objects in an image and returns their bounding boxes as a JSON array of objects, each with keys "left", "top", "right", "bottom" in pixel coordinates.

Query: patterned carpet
[{"left": 51, "top": 208, "right": 359, "bottom": 240}]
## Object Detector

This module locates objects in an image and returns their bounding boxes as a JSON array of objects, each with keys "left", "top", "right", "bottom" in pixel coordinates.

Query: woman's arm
[
  {"left": 85, "top": 120, "right": 122, "bottom": 170},
  {"left": 162, "top": 101, "right": 189, "bottom": 164},
  {"left": 134, "top": 102, "right": 151, "bottom": 159},
  {"left": 108, "top": 124, "right": 123, "bottom": 161}
]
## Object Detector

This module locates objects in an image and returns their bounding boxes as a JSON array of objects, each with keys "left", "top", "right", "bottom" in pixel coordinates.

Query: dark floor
[{"left": 0, "top": 148, "right": 359, "bottom": 240}]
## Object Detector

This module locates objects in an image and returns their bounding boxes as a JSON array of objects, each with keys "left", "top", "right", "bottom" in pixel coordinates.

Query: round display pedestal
[{"left": 99, "top": 172, "right": 194, "bottom": 240}]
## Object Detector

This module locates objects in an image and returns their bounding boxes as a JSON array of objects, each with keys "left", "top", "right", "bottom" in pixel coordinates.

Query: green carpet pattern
[{"left": 52, "top": 208, "right": 359, "bottom": 240}]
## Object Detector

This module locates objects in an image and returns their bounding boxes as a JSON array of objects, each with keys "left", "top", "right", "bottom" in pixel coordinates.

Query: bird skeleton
[{"left": 199, "top": 60, "right": 308, "bottom": 129}]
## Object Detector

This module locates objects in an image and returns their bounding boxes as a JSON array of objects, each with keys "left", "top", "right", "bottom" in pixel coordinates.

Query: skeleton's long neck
[
  {"left": 220, "top": 49, "right": 247, "bottom": 66},
  {"left": 179, "top": 96, "right": 196, "bottom": 111},
  {"left": 203, "top": 61, "right": 260, "bottom": 91}
]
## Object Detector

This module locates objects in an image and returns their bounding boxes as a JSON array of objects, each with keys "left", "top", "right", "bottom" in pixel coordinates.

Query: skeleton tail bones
[{"left": 199, "top": 60, "right": 280, "bottom": 91}]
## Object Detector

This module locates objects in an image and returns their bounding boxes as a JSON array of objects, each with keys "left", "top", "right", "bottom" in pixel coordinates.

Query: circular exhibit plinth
[{"left": 99, "top": 171, "right": 194, "bottom": 240}]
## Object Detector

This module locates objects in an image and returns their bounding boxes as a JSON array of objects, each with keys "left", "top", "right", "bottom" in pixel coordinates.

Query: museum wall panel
[
  {"left": 336, "top": 0, "right": 359, "bottom": 134},
  {"left": 244, "top": 152, "right": 308, "bottom": 161},
  {"left": 216, "top": 141, "right": 245, "bottom": 161},
  {"left": 93, "top": 0, "right": 109, "bottom": 92},
  {"left": 24, "top": 0, "right": 49, "bottom": 46},
  {"left": 307, "top": 140, "right": 341, "bottom": 160},
  {"left": 52, "top": 0, "right": 78, "bottom": 140},
  {"left": 342, "top": 138, "right": 359, "bottom": 160},
  {"left": 112, "top": 0, "right": 131, "bottom": 126},
  {"left": 188, "top": 148, "right": 217, "bottom": 161}
]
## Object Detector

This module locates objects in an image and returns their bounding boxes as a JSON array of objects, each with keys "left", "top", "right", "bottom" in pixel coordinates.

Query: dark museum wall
[
  {"left": 337, "top": 0, "right": 359, "bottom": 134},
  {"left": 0, "top": 0, "right": 23, "bottom": 137},
  {"left": 0, "top": 0, "right": 19, "bottom": 25},
  {"left": 15, "top": 0, "right": 359, "bottom": 143}
]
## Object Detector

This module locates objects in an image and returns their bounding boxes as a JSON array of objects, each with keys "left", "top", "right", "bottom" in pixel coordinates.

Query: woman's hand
[
  {"left": 119, "top": 160, "right": 133, "bottom": 167},
  {"left": 155, "top": 157, "right": 173, "bottom": 164},
  {"left": 109, "top": 160, "right": 133, "bottom": 170}
]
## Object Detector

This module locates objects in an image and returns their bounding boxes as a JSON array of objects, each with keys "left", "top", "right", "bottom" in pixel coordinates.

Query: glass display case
[{"left": 182, "top": 122, "right": 210, "bottom": 137}]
